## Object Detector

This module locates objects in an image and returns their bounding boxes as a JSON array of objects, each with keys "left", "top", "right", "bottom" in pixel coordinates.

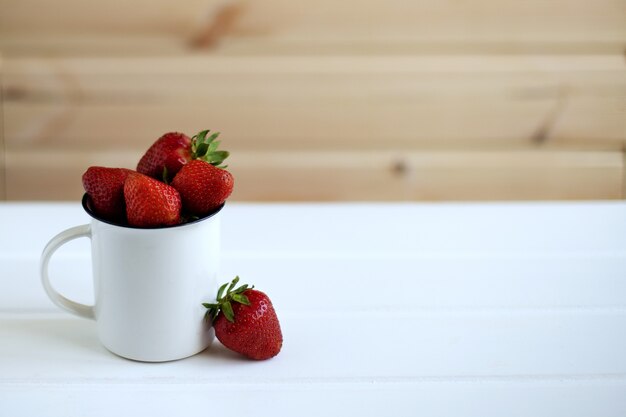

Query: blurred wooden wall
[{"left": 1, "top": 0, "right": 625, "bottom": 201}]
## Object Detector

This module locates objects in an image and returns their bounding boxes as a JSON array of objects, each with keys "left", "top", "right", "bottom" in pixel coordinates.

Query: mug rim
[{"left": 82, "top": 193, "right": 224, "bottom": 230}]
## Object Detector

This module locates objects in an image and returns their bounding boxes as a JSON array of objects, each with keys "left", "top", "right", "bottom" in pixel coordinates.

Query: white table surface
[{"left": 1, "top": 201, "right": 625, "bottom": 417}]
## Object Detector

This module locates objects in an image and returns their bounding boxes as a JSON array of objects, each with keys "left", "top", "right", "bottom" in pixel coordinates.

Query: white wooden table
[{"left": 1, "top": 202, "right": 625, "bottom": 416}]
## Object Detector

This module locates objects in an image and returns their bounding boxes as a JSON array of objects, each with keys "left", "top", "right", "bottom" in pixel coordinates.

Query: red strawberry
[
  {"left": 137, "top": 132, "right": 191, "bottom": 180},
  {"left": 82, "top": 166, "right": 134, "bottom": 222},
  {"left": 171, "top": 160, "right": 234, "bottom": 216},
  {"left": 137, "top": 130, "right": 228, "bottom": 181},
  {"left": 124, "top": 173, "right": 182, "bottom": 227},
  {"left": 203, "top": 277, "right": 283, "bottom": 360}
]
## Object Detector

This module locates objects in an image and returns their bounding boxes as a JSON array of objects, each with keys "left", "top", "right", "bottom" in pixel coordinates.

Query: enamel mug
[{"left": 40, "top": 195, "right": 222, "bottom": 362}]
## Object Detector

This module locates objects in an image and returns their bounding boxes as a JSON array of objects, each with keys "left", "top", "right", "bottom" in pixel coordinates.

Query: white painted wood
[
  {"left": 1, "top": 312, "right": 626, "bottom": 416},
  {"left": 2, "top": 382, "right": 626, "bottom": 417},
  {"left": 2, "top": 311, "right": 626, "bottom": 379},
  {"left": 1, "top": 202, "right": 625, "bottom": 257},
  {"left": 4, "top": 256, "right": 626, "bottom": 312},
  {"left": 0, "top": 202, "right": 625, "bottom": 416}
]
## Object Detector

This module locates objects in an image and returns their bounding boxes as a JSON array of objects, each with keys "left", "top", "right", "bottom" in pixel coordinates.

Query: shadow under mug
[{"left": 40, "top": 195, "right": 223, "bottom": 362}]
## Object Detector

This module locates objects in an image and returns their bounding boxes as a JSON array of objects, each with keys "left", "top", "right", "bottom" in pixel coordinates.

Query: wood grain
[
  {"left": 5, "top": 150, "right": 623, "bottom": 201},
  {"left": 2, "top": 0, "right": 624, "bottom": 47},
  {"left": 1, "top": 0, "right": 624, "bottom": 58},
  {"left": 2, "top": 1, "right": 625, "bottom": 201},
  {"left": 3, "top": 55, "right": 625, "bottom": 152},
  {"left": 226, "top": 0, "right": 626, "bottom": 45},
  {"left": 0, "top": 0, "right": 219, "bottom": 35}
]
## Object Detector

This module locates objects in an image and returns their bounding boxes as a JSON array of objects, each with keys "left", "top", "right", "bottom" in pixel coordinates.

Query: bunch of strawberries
[
  {"left": 82, "top": 130, "right": 282, "bottom": 360},
  {"left": 82, "top": 130, "right": 234, "bottom": 227}
]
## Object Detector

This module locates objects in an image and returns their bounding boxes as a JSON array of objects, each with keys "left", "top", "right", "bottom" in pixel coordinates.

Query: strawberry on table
[
  {"left": 82, "top": 166, "right": 134, "bottom": 222},
  {"left": 172, "top": 160, "right": 234, "bottom": 217},
  {"left": 203, "top": 277, "right": 283, "bottom": 360},
  {"left": 124, "top": 172, "right": 182, "bottom": 227},
  {"left": 137, "top": 130, "right": 229, "bottom": 182}
]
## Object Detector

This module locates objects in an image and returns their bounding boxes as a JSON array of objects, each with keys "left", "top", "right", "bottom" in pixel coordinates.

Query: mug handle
[{"left": 40, "top": 224, "right": 95, "bottom": 320}]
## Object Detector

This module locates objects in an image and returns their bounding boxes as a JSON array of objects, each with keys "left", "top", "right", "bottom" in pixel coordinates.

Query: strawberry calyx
[
  {"left": 191, "top": 130, "right": 229, "bottom": 168},
  {"left": 203, "top": 276, "right": 253, "bottom": 323}
]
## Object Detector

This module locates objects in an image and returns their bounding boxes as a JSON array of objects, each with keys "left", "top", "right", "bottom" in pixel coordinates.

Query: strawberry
[
  {"left": 137, "top": 130, "right": 229, "bottom": 181},
  {"left": 137, "top": 132, "right": 191, "bottom": 180},
  {"left": 203, "top": 277, "right": 282, "bottom": 360},
  {"left": 124, "top": 172, "right": 182, "bottom": 227},
  {"left": 171, "top": 160, "right": 234, "bottom": 216},
  {"left": 82, "top": 166, "right": 134, "bottom": 222}
]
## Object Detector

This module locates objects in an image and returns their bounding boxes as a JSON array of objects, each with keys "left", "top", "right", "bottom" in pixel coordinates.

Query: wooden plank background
[{"left": 1, "top": 0, "right": 625, "bottom": 201}]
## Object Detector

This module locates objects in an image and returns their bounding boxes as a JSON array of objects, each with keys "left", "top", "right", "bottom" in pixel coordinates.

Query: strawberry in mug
[
  {"left": 72, "top": 129, "right": 282, "bottom": 361},
  {"left": 81, "top": 129, "right": 233, "bottom": 227}
]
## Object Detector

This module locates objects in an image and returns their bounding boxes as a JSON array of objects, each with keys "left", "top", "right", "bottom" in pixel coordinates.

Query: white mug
[{"left": 40, "top": 195, "right": 222, "bottom": 362}]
